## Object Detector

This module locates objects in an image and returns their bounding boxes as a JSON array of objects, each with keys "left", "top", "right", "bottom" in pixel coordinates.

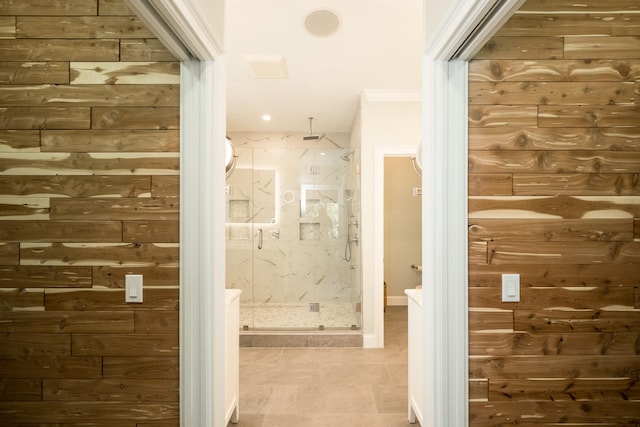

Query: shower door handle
[{"left": 257, "top": 228, "right": 263, "bottom": 250}]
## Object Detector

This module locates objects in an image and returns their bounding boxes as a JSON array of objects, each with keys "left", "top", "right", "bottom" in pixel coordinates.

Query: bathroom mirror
[{"left": 226, "top": 168, "right": 277, "bottom": 224}]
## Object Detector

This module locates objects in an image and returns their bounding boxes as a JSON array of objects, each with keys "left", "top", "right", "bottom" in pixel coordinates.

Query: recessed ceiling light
[
  {"left": 304, "top": 9, "right": 341, "bottom": 37},
  {"left": 262, "top": 114, "right": 271, "bottom": 122}
]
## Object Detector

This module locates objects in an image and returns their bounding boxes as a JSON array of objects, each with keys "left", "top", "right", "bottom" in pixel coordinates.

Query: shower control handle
[{"left": 258, "top": 228, "right": 263, "bottom": 250}]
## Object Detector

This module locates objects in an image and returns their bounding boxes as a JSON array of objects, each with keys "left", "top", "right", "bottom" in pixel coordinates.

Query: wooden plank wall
[
  {"left": 0, "top": 0, "right": 181, "bottom": 425},
  {"left": 468, "top": 0, "right": 640, "bottom": 425}
]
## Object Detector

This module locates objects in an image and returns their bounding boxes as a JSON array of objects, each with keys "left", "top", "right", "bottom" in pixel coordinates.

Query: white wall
[{"left": 359, "top": 92, "right": 421, "bottom": 345}]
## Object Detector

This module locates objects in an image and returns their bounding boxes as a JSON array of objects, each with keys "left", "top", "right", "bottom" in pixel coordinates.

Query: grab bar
[{"left": 258, "top": 228, "right": 263, "bottom": 250}]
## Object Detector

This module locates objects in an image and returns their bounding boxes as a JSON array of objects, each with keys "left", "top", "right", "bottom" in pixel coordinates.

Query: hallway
[{"left": 234, "top": 306, "right": 411, "bottom": 426}]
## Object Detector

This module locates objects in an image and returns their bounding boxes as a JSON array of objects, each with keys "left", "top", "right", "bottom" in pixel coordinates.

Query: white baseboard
[
  {"left": 387, "top": 296, "right": 408, "bottom": 306},
  {"left": 362, "top": 333, "right": 379, "bottom": 348}
]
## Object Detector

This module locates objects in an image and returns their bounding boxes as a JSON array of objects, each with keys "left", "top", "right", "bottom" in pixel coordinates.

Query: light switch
[
  {"left": 501, "top": 273, "right": 520, "bottom": 302},
  {"left": 125, "top": 274, "right": 143, "bottom": 303}
]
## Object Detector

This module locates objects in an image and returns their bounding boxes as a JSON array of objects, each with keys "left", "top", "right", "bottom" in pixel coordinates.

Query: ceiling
[{"left": 224, "top": 0, "right": 424, "bottom": 133}]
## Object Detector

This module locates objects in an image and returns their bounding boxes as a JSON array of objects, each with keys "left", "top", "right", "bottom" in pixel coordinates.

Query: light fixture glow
[{"left": 262, "top": 114, "right": 272, "bottom": 122}]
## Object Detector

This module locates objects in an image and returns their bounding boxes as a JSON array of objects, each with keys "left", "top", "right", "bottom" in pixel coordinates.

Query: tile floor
[{"left": 232, "top": 306, "right": 414, "bottom": 427}]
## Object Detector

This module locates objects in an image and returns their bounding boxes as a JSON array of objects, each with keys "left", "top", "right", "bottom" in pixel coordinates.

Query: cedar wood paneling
[
  {"left": 0, "top": 0, "right": 180, "bottom": 424},
  {"left": 468, "top": 0, "right": 640, "bottom": 424}
]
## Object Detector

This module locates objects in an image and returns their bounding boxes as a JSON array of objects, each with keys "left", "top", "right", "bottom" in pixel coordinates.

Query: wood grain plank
[
  {"left": 51, "top": 198, "right": 178, "bottom": 221},
  {"left": 0, "top": 16, "right": 13, "bottom": 39},
  {"left": 0, "top": 107, "right": 90, "bottom": 129},
  {"left": 92, "top": 107, "right": 179, "bottom": 130},
  {"left": 488, "top": 241, "right": 640, "bottom": 265},
  {"left": 0, "top": 355, "right": 101, "bottom": 379},
  {"left": 151, "top": 176, "right": 179, "bottom": 198},
  {"left": 0, "top": 62, "right": 69, "bottom": 84},
  {"left": 469, "top": 58, "right": 640, "bottom": 83},
  {"left": 120, "top": 39, "right": 177, "bottom": 62},
  {"left": 0, "top": 85, "right": 179, "bottom": 107},
  {"left": 99, "top": 0, "right": 134, "bottom": 16},
  {"left": 0, "top": 333, "right": 70, "bottom": 356},
  {"left": 0, "top": 130, "right": 40, "bottom": 151},
  {"left": 469, "top": 331, "right": 640, "bottom": 356},
  {"left": 0, "top": 379, "right": 41, "bottom": 401},
  {"left": 497, "top": 14, "right": 640, "bottom": 37},
  {"left": 469, "top": 105, "right": 538, "bottom": 128},
  {"left": 469, "top": 218, "right": 633, "bottom": 241},
  {"left": 566, "top": 36, "right": 640, "bottom": 59},
  {"left": 135, "top": 311, "right": 179, "bottom": 334},
  {"left": 468, "top": 309, "right": 514, "bottom": 332},
  {"left": 513, "top": 173, "right": 640, "bottom": 196},
  {"left": 515, "top": 309, "right": 640, "bottom": 333},
  {"left": 635, "top": 218, "right": 640, "bottom": 239},
  {"left": 0, "top": 0, "right": 97, "bottom": 15},
  {"left": 0, "top": 220, "right": 122, "bottom": 242},
  {"left": 0, "top": 175, "right": 152, "bottom": 197},
  {"left": 0, "top": 242, "right": 19, "bottom": 264},
  {"left": 0, "top": 401, "right": 179, "bottom": 423},
  {"left": 42, "top": 378, "right": 178, "bottom": 401},
  {"left": 0, "top": 289, "right": 43, "bottom": 311},
  {"left": 44, "top": 288, "right": 179, "bottom": 311},
  {"left": 0, "top": 197, "right": 49, "bottom": 219},
  {"left": 41, "top": 129, "right": 179, "bottom": 152},
  {"left": 470, "top": 286, "right": 636, "bottom": 310},
  {"left": 70, "top": 61, "right": 179, "bottom": 84},
  {"left": 123, "top": 220, "right": 179, "bottom": 243},
  {"left": 469, "top": 82, "right": 636, "bottom": 105},
  {"left": 93, "top": 266, "right": 179, "bottom": 288},
  {"left": 0, "top": 39, "right": 119, "bottom": 61},
  {"left": 469, "top": 241, "right": 488, "bottom": 265},
  {"left": 469, "top": 400, "right": 640, "bottom": 423},
  {"left": 0, "top": 153, "right": 178, "bottom": 176},
  {"left": 0, "top": 265, "right": 91, "bottom": 288},
  {"left": 468, "top": 174, "right": 513, "bottom": 196},
  {"left": 539, "top": 105, "right": 640, "bottom": 127},
  {"left": 469, "top": 264, "right": 640, "bottom": 287},
  {"left": 474, "top": 36, "right": 564, "bottom": 60},
  {"left": 490, "top": 377, "right": 640, "bottom": 401},
  {"left": 469, "top": 355, "right": 640, "bottom": 379},
  {"left": 22, "top": 242, "right": 179, "bottom": 266},
  {"left": 517, "top": 0, "right": 640, "bottom": 13},
  {"left": 17, "top": 16, "right": 154, "bottom": 39},
  {"left": 469, "top": 196, "right": 640, "bottom": 220},
  {"left": 72, "top": 334, "right": 178, "bottom": 356},
  {"left": 0, "top": 310, "right": 134, "bottom": 333},
  {"left": 469, "top": 379, "right": 489, "bottom": 401},
  {"left": 469, "top": 127, "right": 640, "bottom": 151},
  {"left": 0, "top": 153, "right": 180, "bottom": 176},
  {"left": 103, "top": 356, "right": 179, "bottom": 379}
]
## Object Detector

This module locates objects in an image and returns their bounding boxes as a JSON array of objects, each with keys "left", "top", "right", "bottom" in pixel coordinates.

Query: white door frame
[{"left": 126, "top": 0, "right": 523, "bottom": 425}]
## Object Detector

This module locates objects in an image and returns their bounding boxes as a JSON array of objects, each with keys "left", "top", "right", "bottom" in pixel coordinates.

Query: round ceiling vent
[{"left": 304, "top": 9, "right": 341, "bottom": 37}]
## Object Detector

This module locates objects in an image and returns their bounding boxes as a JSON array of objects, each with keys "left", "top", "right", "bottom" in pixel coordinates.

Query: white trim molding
[
  {"left": 125, "top": 0, "right": 225, "bottom": 59},
  {"left": 420, "top": 0, "right": 523, "bottom": 426}
]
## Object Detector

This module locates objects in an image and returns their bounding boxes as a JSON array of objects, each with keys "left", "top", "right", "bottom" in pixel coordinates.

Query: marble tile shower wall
[{"left": 225, "top": 133, "right": 361, "bottom": 306}]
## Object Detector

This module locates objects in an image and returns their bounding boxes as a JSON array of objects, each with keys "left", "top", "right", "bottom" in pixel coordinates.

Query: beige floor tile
[
  {"left": 240, "top": 347, "right": 283, "bottom": 365},
  {"left": 261, "top": 413, "right": 352, "bottom": 427},
  {"left": 229, "top": 413, "right": 265, "bottom": 426},
  {"left": 279, "top": 347, "right": 344, "bottom": 366},
  {"left": 351, "top": 413, "right": 413, "bottom": 427},
  {"left": 372, "top": 384, "right": 408, "bottom": 414},
  {"left": 321, "top": 363, "right": 391, "bottom": 386},
  {"left": 241, "top": 363, "right": 321, "bottom": 386},
  {"left": 238, "top": 384, "right": 274, "bottom": 414},
  {"left": 264, "top": 385, "right": 325, "bottom": 414}
]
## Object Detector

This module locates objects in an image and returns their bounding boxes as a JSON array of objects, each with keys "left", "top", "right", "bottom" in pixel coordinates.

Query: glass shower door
[{"left": 225, "top": 145, "right": 361, "bottom": 331}]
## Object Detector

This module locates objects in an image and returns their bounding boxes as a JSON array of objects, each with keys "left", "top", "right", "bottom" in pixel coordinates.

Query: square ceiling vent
[{"left": 243, "top": 54, "right": 288, "bottom": 79}]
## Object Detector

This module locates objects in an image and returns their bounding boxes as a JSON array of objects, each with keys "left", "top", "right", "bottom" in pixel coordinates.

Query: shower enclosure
[{"left": 225, "top": 133, "right": 361, "bottom": 331}]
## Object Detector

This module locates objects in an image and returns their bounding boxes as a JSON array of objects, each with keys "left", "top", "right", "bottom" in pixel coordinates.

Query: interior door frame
[{"left": 126, "top": 0, "right": 523, "bottom": 425}]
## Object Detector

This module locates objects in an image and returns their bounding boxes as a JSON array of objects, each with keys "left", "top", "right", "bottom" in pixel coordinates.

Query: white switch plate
[
  {"left": 125, "top": 274, "right": 143, "bottom": 303},
  {"left": 501, "top": 273, "right": 520, "bottom": 302}
]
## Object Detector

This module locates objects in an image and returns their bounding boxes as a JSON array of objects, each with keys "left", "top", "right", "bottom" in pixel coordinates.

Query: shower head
[
  {"left": 303, "top": 117, "right": 324, "bottom": 141},
  {"left": 340, "top": 151, "right": 354, "bottom": 161}
]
